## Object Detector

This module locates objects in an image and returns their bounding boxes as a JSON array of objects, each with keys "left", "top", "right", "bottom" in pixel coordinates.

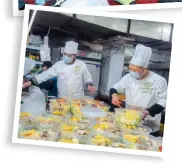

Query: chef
[
  {"left": 23, "top": 41, "right": 96, "bottom": 98},
  {"left": 109, "top": 44, "right": 167, "bottom": 132}
]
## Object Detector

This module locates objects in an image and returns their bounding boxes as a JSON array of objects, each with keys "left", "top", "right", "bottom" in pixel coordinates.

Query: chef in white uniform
[
  {"left": 110, "top": 44, "right": 167, "bottom": 132},
  {"left": 23, "top": 41, "right": 96, "bottom": 98}
]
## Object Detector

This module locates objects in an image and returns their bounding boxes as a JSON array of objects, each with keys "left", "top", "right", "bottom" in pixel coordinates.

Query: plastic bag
[
  {"left": 29, "top": 34, "right": 41, "bottom": 45},
  {"left": 24, "top": 57, "right": 36, "bottom": 76},
  {"left": 21, "top": 86, "right": 46, "bottom": 116},
  {"left": 40, "top": 44, "right": 51, "bottom": 61}
]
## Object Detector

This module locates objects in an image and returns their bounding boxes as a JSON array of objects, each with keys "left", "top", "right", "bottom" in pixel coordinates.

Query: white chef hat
[
  {"left": 24, "top": 57, "right": 36, "bottom": 76},
  {"left": 64, "top": 41, "right": 78, "bottom": 54},
  {"left": 130, "top": 44, "right": 152, "bottom": 68}
]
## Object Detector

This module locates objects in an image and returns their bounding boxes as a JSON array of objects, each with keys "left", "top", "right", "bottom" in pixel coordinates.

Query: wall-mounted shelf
[{"left": 26, "top": 45, "right": 40, "bottom": 51}]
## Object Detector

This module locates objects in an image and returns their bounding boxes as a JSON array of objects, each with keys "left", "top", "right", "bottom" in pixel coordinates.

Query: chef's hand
[
  {"left": 23, "top": 81, "right": 32, "bottom": 89},
  {"left": 111, "top": 94, "right": 122, "bottom": 107},
  {"left": 88, "top": 85, "right": 96, "bottom": 93},
  {"left": 142, "top": 110, "right": 149, "bottom": 120}
]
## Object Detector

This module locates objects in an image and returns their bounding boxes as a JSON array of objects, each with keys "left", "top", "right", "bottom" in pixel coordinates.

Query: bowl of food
[
  {"left": 18, "top": 124, "right": 40, "bottom": 140},
  {"left": 89, "top": 130, "right": 127, "bottom": 148},
  {"left": 60, "top": 123, "right": 79, "bottom": 138},
  {"left": 114, "top": 108, "right": 143, "bottom": 130},
  {"left": 122, "top": 133, "right": 160, "bottom": 151}
]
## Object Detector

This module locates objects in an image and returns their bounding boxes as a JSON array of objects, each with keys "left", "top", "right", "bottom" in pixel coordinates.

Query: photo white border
[
  {"left": 13, "top": 1, "right": 182, "bottom": 17},
  {"left": 12, "top": 4, "right": 178, "bottom": 158}
]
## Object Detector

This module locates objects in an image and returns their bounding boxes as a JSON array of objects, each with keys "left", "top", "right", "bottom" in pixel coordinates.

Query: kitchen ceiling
[{"left": 29, "top": 10, "right": 172, "bottom": 53}]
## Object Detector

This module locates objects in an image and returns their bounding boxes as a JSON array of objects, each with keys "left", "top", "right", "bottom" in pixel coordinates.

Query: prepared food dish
[
  {"left": 59, "top": 138, "right": 79, "bottom": 144},
  {"left": 19, "top": 129, "right": 40, "bottom": 139},
  {"left": 20, "top": 112, "right": 30, "bottom": 118},
  {"left": 91, "top": 135, "right": 112, "bottom": 146},
  {"left": 123, "top": 134, "right": 159, "bottom": 151},
  {"left": 38, "top": 128, "right": 58, "bottom": 141},
  {"left": 93, "top": 122, "right": 120, "bottom": 135},
  {"left": 115, "top": 109, "right": 142, "bottom": 129}
]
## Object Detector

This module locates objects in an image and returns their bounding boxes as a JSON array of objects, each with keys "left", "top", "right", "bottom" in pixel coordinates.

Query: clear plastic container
[
  {"left": 38, "top": 126, "right": 60, "bottom": 142},
  {"left": 114, "top": 108, "right": 143, "bottom": 129},
  {"left": 81, "top": 107, "right": 107, "bottom": 118},
  {"left": 121, "top": 133, "right": 160, "bottom": 151},
  {"left": 89, "top": 130, "right": 127, "bottom": 147},
  {"left": 60, "top": 123, "right": 79, "bottom": 138},
  {"left": 18, "top": 124, "right": 40, "bottom": 140}
]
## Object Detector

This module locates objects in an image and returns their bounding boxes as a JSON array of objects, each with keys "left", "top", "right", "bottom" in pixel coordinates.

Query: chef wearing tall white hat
[
  {"left": 23, "top": 41, "right": 96, "bottom": 98},
  {"left": 110, "top": 44, "right": 168, "bottom": 132}
]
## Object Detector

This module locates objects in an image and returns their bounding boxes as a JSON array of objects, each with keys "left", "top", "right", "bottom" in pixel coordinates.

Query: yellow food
[
  {"left": 61, "top": 124, "right": 78, "bottom": 131},
  {"left": 70, "top": 117, "right": 80, "bottom": 122},
  {"left": 59, "top": 138, "right": 79, "bottom": 144},
  {"left": 59, "top": 139, "right": 74, "bottom": 143},
  {"left": 115, "top": 109, "right": 142, "bottom": 129},
  {"left": 123, "top": 134, "right": 139, "bottom": 143},
  {"left": 20, "top": 129, "right": 36, "bottom": 137},
  {"left": 52, "top": 110, "right": 66, "bottom": 116},
  {"left": 20, "top": 112, "right": 30, "bottom": 118},
  {"left": 91, "top": 135, "right": 112, "bottom": 146},
  {"left": 93, "top": 123, "right": 109, "bottom": 130}
]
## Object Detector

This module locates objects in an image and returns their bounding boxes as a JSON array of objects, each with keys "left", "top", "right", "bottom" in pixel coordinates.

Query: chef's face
[
  {"left": 63, "top": 52, "right": 76, "bottom": 59},
  {"left": 42, "top": 66, "right": 48, "bottom": 71},
  {"left": 129, "top": 64, "right": 145, "bottom": 74}
]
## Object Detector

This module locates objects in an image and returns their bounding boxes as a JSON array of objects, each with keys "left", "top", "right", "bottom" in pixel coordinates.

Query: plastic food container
[
  {"left": 89, "top": 130, "right": 127, "bottom": 147},
  {"left": 114, "top": 108, "right": 143, "bottom": 128},
  {"left": 18, "top": 124, "right": 40, "bottom": 140},
  {"left": 81, "top": 107, "right": 107, "bottom": 118},
  {"left": 122, "top": 133, "right": 160, "bottom": 151},
  {"left": 60, "top": 123, "right": 79, "bottom": 138},
  {"left": 59, "top": 136, "right": 79, "bottom": 144},
  {"left": 38, "top": 126, "right": 60, "bottom": 142}
]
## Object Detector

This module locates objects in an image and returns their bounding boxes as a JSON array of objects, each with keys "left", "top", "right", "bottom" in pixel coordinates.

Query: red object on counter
[
  {"left": 107, "top": 0, "right": 121, "bottom": 5},
  {"left": 135, "top": 0, "right": 158, "bottom": 4},
  {"left": 159, "top": 146, "right": 162, "bottom": 152}
]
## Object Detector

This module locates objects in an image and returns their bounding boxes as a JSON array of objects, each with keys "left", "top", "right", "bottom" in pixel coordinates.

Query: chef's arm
[
  {"left": 109, "top": 88, "right": 118, "bottom": 99},
  {"left": 83, "top": 64, "right": 94, "bottom": 88},
  {"left": 109, "top": 76, "right": 127, "bottom": 98},
  {"left": 30, "top": 64, "right": 59, "bottom": 86},
  {"left": 146, "top": 79, "right": 167, "bottom": 117},
  {"left": 146, "top": 104, "right": 165, "bottom": 117}
]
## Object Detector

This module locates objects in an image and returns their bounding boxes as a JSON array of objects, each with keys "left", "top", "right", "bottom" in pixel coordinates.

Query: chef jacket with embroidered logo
[
  {"left": 112, "top": 71, "right": 167, "bottom": 110},
  {"left": 112, "top": 71, "right": 167, "bottom": 131},
  {"left": 34, "top": 59, "right": 93, "bottom": 98}
]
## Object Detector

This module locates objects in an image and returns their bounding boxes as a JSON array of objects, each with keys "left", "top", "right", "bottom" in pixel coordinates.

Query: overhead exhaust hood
[
  {"left": 29, "top": 10, "right": 173, "bottom": 44},
  {"left": 129, "top": 20, "right": 173, "bottom": 42}
]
